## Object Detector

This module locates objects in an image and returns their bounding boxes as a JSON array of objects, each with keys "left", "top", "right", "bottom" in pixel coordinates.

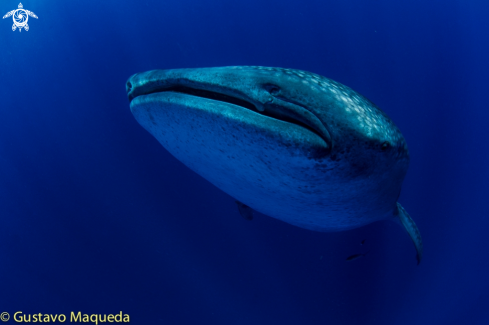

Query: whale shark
[{"left": 126, "top": 66, "right": 423, "bottom": 264}]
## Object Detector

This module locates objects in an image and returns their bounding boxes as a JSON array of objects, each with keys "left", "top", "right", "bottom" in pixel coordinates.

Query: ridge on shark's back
[{"left": 126, "top": 66, "right": 423, "bottom": 264}]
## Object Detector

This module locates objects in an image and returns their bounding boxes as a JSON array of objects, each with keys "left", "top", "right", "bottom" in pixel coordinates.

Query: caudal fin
[{"left": 395, "top": 203, "right": 423, "bottom": 265}]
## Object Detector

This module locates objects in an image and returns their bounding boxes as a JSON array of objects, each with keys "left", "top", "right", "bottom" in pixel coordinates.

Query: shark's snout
[
  {"left": 126, "top": 72, "right": 147, "bottom": 103},
  {"left": 126, "top": 79, "right": 133, "bottom": 95}
]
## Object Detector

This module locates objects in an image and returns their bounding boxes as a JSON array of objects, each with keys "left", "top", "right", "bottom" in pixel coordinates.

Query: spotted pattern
[{"left": 228, "top": 66, "right": 403, "bottom": 143}]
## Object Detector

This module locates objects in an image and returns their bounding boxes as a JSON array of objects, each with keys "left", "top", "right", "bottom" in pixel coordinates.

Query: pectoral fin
[
  {"left": 395, "top": 203, "right": 423, "bottom": 265},
  {"left": 235, "top": 201, "right": 254, "bottom": 221}
]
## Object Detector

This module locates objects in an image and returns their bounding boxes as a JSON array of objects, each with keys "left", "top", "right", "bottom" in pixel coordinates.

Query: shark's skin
[{"left": 126, "top": 66, "right": 423, "bottom": 264}]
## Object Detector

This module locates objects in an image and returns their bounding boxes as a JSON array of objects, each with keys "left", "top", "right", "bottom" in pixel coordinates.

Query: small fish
[
  {"left": 346, "top": 251, "right": 370, "bottom": 261},
  {"left": 360, "top": 239, "right": 366, "bottom": 245}
]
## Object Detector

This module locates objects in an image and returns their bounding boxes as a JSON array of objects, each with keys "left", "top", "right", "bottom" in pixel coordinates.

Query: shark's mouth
[
  {"left": 141, "top": 85, "right": 258, "bottom": 112},
  {"left": 128, "top": 81, "right": 332, "bottom": 151}
]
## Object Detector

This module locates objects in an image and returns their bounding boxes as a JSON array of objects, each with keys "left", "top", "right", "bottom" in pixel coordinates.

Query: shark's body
[{"left": 126, "top": 66, "right": 423, "bottom": 263}]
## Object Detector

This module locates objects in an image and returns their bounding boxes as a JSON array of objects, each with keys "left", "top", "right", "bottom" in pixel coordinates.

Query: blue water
[{"left": 1, "top": 0, "right": 488, "bottom": 324}]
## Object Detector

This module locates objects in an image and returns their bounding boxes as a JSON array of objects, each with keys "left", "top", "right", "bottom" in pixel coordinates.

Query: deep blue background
[{"left": 1, "top": 0, "right": 488, "bottom": 324}]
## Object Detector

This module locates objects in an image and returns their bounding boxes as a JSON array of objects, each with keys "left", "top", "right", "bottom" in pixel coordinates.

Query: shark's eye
[
  {"left": 381, "top": 142, "right": 390, "bottom": 151},
  {"left": 265, "top": 84, "right": 280, "bottom": 95}
]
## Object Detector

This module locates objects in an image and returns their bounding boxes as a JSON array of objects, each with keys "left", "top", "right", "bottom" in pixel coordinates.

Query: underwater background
[{"left": 1, "top": 0, "right": 488, "bottom": 324}]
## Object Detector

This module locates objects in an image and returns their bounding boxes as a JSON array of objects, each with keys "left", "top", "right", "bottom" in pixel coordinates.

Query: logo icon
[{"left": 3, "top": 3, "right": 37, "bottom": 32}]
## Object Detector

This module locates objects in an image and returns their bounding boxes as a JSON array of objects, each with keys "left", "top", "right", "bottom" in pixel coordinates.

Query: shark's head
[{"left": 127, "top": 66, "right": 408, "bottom": 183}]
